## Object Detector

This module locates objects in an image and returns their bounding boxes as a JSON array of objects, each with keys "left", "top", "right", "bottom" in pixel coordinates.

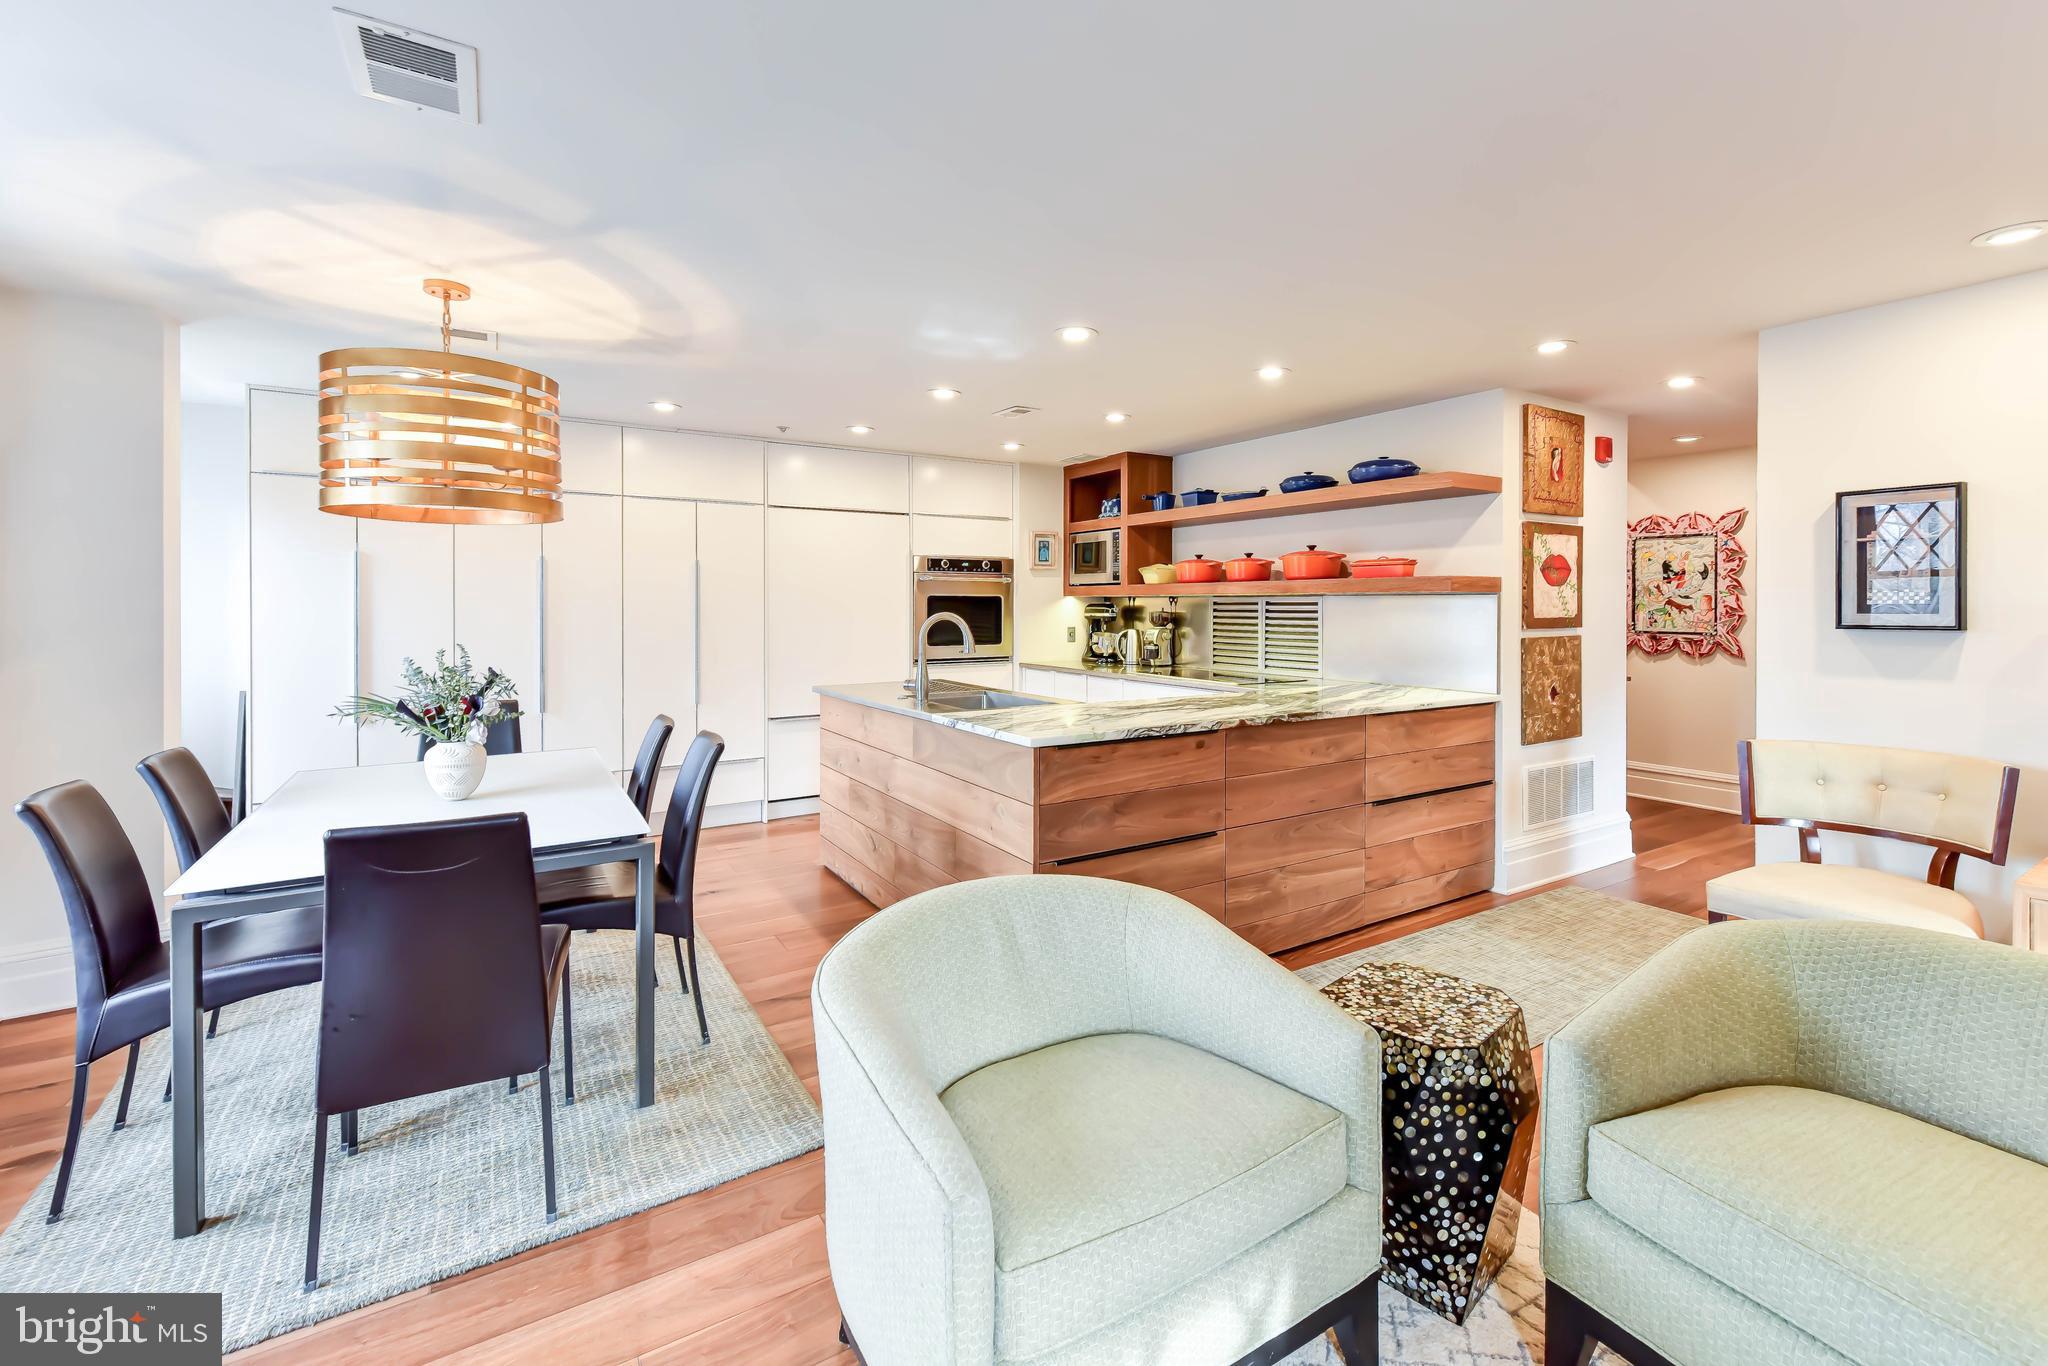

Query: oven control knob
[{"left": 938, "top": 559, "right": 951, "bottom": 570}]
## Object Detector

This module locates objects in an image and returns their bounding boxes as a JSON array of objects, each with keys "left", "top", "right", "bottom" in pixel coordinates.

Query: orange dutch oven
[
  {"left": 1174, "top": 554, "right": 1226, "bottom": 583},
  {"left": 1279, "top": 545, "right": 1347, "bottom": 580},
  {"left": 1223, "top": 552, "right": 1275, "bottom": 583}
]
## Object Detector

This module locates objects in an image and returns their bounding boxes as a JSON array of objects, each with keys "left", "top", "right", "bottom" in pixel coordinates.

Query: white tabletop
[{"left": 168, "top": 749, "right": 649, "bottom": 898}]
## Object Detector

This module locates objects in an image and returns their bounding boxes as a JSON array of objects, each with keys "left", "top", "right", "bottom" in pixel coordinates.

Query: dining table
[{"left": 163, "top": 748, "right": 658, "bottom": 1239}]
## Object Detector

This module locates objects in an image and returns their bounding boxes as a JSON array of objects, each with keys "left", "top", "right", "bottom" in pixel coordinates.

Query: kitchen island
[{"left": 813, "top": 676, "right": 1498, "bottom": 953}]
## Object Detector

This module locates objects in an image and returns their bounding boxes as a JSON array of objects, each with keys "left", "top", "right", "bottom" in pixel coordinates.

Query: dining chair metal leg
[
  {"left": 341, "top": 1110, "right": 358, "bottom": 1155},
  {"left": 508, "top": 1075, "right": 518, "bottom": 1094},
  {"left": 206, "top": 1008, "right": 221, "bottom": 1039},
  {"left": 304, "top": 1113, "right": 328, "bottom": 1293},
  {"left": 162, "top": 1067, "right": 172, "bottom": 1103},
  {"left": 538, "top": 1066, "right": 558, "bottom": 1224},
  {"left": 672, "top": 936, "right": 688, "bottom": 994},
  {"left": 111, "top": 1042, "right": 140, "bottom": 1132},
  {"left": 561, "top": 963, "right": 575, "bottom": 1106},
  {"left": 686, "top": 934, "right": 709, "bottom": 1045},
  {"left": 47, "top": 1063, "right": 90, "bottom": 1223}
]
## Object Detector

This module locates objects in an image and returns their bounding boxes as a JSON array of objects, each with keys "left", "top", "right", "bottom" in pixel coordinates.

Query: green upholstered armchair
[
  {"left": 1541, "top": 919, "right": 2048, "bottom": 1366},
  {"left": 811, "top": 875, "right": 1383, "bottom": 1365}
]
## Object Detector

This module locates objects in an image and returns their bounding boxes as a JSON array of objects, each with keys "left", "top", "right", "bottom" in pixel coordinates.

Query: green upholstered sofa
[
  {"left": 1542, "top": 919, "right": 2048, "bottom": 1366},
  {"left": 811, "top": 875, "right": 1384, "bottom": 1365}
]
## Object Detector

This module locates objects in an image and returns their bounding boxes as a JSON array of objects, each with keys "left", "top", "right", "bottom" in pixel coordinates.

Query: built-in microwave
[{"left": 1069, "top": 529, "right": 1121, "bottom": 586}]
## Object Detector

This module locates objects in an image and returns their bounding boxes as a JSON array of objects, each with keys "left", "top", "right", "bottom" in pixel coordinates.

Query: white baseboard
[
  {"left": 1497, "top": 812, "right": 1636, "bottom": 894},
  {"left": 702, "top": 799, "right": 766, "bottom": 829},
  {"left": 1627, "top": 762, "right": 1740, "bottom": 814},
  {"left": 767, "top": 797, "right": 820, "bottom": 821},
  {"left": 0, "top": 937, "right": 73, "bottom": 1020}
]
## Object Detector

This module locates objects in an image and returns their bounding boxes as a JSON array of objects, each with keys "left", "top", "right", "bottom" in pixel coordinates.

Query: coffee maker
[{"left": 1138, "top": 625, "right": 1177, "bottom": 668}]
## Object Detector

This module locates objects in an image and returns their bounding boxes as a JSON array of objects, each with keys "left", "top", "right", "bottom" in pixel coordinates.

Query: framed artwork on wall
[
  {"left": 1521, "top": 520, "right": 1583, "bottom": 628},
  {"left": 1030, "top": 530, "right": 1058, "bottom": 571},
  {"left": 1520, "top": 635, "right": 1583, "bottom": 744},
  {"left": 1522, "top": 404, "right": 1584, "bottom": 516},
  {"left": 1627, "top": 508, "right": 1747, "bottom": 659},
  {"left": 1834, "top": 483, "right": 1965, "bottom": 630}
]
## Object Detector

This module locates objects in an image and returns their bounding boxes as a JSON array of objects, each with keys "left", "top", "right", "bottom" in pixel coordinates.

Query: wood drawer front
[
  {"left": 1226, "top": 760, "right": 1365, "bottom": 829},
  {"left": 1179, "top": 880, "right": 1228, "bottom": 921},
  {"left": 822, "top": 769, "right": 1030, "bottom": 881},
  {"left": 1363, "top": 822, "right": 1494, "bottom": 892},
  {"left": 820, "top": 730, "right": 1035, "bottom": 861},
  {"left": 1036, "top": 831, "right": 1225, "bottom": 893},
  {"left": 1036, "top": 782, "right": 1225, "bottom": 863},
  {"left": 1365, "top": 741, "right": 1494, "bottom": 802},
  {"left": 1226, "top": 716, "right": 1366, "bottom": 777},
  {"left": 1235, "top": 860, "right": 1493, "bottom": 955},
  {"left": 1224, "top": 805, "right": 1369, "bottom": 879},
  {"left": 1367, "top": 784, "right": 1495, "bottom": 847},
  {"left": 1035, "top": 732, "right": 1225, "bottom": 804},
  {"left": 821, "top": 804, "right": 952, "bottom": 898},
  {"left": 1225, "top": 849, "right": 1366, "bottom": 927},
  {"left": 1365, "top": 704, "right": 1496, "bottom": 757}
]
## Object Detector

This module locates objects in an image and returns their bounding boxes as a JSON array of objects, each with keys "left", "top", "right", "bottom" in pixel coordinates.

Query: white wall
[
  {"left": 1168, "top": 388, "right": 1633, "bottom": 891},
  {"left": 181, "top": 399, "right": 248, "bottom": 780},
  {"left": 1013, "top": 463, "right": 1083, "bottom": 665},
  {"left": 0, "top": 289, "right": 177, "bottom": 1017},
  {"left": 1757, "top": 268, "right": 2048, "bottom": 942},
  {"left": 1625, "top": 446, "right": 1757, "bottom": 811}
]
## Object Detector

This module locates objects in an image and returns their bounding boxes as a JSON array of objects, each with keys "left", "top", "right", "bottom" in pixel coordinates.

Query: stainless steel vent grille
[
  {"left": 1524, "top": 757, "right": 1595, "bottom": 828},
  {"left": 1212, "top": 598, "right": 1321, "bottom": 676}
]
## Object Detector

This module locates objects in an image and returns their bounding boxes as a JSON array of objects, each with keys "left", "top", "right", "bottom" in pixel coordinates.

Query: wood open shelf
[
  {"left": 1120, "top": 472, "right": 1502, "bottom": 529},
  {"left": 1096, "top": 575, "right": 1501, "bottom": 597}
]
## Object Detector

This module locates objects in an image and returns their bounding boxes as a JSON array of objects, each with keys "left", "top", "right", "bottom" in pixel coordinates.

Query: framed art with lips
[
  {"left": 1627, "top": 508, "right": 1748, "bottom": 659},
  {"left": 1522, "top": 520, "right": 1582, "bottom": 629}
]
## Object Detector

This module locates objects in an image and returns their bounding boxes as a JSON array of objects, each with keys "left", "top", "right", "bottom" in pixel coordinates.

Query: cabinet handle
[
  {"left": 692, "top": 557, "right": 702, "bottom": 723},
  {"left": 351, "top": 545, "right": 362, "bottom": 766},
  {"left": 536, "top": 554, "right": 548, "bottom": 715}
]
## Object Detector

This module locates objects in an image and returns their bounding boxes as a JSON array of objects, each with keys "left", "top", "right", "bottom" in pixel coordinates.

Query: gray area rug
[
  {"left": 1294, "top": 885, "right": 1701, "bottom": 1043},
  {"left": 0, "top": 933, "right": 821, "bottom": 1352}
]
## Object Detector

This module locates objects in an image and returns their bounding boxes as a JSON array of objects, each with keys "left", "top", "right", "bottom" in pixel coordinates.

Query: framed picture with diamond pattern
[{"left": 1834, "top": 483, "right": 1966, "bottom": 630}]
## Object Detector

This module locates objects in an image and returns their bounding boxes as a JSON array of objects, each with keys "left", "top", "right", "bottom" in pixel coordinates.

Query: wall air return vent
[
  {"left": 1211, "top": 598, "right": 1322, "bottom": 677},
  {"left": 1523, "top": 758, "right": 1595, "bottom": 829},
  {"left": 333, "top": 10, "right": 478, "bottom": 122}
]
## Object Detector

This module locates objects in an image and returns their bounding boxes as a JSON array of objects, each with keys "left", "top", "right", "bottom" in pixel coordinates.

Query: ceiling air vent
[
  {"left": 992, "top": 405, "right": 1039, "bottom": 419},
  {"left": 332, "top": 10, "right": 478, "bottom": 122},
  {"left": 1524, "top": 758, "right": 1595, "bottom": 829}
]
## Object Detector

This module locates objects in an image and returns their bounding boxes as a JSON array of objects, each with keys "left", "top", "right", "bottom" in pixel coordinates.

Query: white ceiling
[{"left": 3, "top": 1, "right": 2043, "bottom": 464}]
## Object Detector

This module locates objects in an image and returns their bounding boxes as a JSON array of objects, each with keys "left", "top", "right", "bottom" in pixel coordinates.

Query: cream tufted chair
[
  {"left": 812, "top": 875, "right": 1383, "bottom": 1365},
  {"left": 1707, "top": 740, "right": 2020, "bottom": 938}
]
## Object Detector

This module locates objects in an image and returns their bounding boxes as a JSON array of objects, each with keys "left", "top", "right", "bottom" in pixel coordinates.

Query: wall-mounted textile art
[
  {"left": 1522, "top": 520, "right": 1583, "bottom": 629},
  {"left": 1627, "top": 508, "right": 1747, "bottom": 660},
  {"left": 1522, "top": 405, "right": 1585, "bottom": 517},
  {"left": 1520, "top": 635, "right": 1583, "bottom": 745}
]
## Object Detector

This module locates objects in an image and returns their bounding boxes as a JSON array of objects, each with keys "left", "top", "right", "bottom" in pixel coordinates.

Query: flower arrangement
[{"left": 333, "top": 646, "right": 519, "bottom": 746}]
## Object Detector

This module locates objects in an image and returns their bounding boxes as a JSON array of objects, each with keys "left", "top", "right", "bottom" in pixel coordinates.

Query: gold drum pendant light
[{"left": 317, "top": 279, "right": 564, "bottom": 524}]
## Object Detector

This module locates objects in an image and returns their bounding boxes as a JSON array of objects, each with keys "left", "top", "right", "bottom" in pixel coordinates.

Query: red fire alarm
[{"left": 1593, "top": 435, "right": 1614, "bottom": 466}]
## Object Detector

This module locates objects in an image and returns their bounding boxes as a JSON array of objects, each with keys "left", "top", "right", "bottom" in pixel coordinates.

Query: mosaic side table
[{"left": 1320, "top": 961, "right": 1538, "bottom": 1324}]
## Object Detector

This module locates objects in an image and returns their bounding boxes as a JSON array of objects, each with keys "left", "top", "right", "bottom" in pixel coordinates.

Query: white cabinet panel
[
  {"left": 249, "top": 474, "right": 356, "bottom": 798},
  {"left": 623, "top": 498, "right": 697, "bottom": 759},
  {"left": 559, "top": 420, "right": 624, "bottom": 495},
  {"left": 707, "top": 756, "right": 765, "bottom": 809},
  {"left": 1018, "top": 666, "right": 1087, "bottom": 701},
  {"left": 928, "top": 659, "right": 1015, "bottom": 689},
  {"left": 766, "top": 508, "right": 910, "bottom": 717},
  {"left": 912, "top": 514, "right": 1013, "bottom": 558},
  {"left": 624, "top": 428, "right": 764, "bottom": 503},
  {"left": 355, "top": 521, "right": 455, "bottom": 767},
  {"left": 767, "top": 444, "right": 909, "bottom": 513},
  {"left": 768, "top": 717, "right": 821, "bottom": 800},
  {"left": 1083, "top": 675, "right": 1129, "bottom": 704},
  {"left": 250, "top": 388, "right": 319, "bottom": 475},
  {"left": 540, "top": 493, "right": 624, "bottom": 768},
  {"left": 454, "top": 524, "right": 542, "bottom": 731},
  {"left": 913, "top": 456, "right": 1012, "bottom": 518},
  {"left": 697, "top": 502, "right": 766, "bottom": 760}
]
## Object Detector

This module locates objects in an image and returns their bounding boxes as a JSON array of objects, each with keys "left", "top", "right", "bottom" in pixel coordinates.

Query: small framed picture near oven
[
  {"left": 1030, "top": 530, "right": 1058, "bottom": 571},
  {"left": 1834, "top": 483, "right": 1966, "bottom": 630}
]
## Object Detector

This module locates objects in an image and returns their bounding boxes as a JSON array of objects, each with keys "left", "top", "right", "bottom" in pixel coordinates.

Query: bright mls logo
[{"left": 3, "top": 1295, "right": 220, "bottom": 1363}]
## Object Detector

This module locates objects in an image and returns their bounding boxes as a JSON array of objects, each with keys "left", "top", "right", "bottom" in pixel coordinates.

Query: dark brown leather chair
[
  {"left": 538, "top": 731, "right": 724, "bottom": 1045},
  {"left": 14, "top": 780, "right": 323, "bottom": 1223},
  {"left": 413, "top": 703, "right": 524, "bottom": 762},
  {"left": 624, "top": 714, "right": 675, "bottom": 818},
  {"left": 306, "top": 812, "right": 571, "bottom": 1293},
  {"left": 137, "top": 747, "right": 236, "bottom": 1041}
]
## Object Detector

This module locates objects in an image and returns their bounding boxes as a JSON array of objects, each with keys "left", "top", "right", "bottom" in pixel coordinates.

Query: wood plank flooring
[{"left": 0, "top": 797, "right": 1749, "bottom": 1363}]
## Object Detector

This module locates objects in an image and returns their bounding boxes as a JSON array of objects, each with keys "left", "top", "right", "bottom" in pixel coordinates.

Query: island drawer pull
[{"left": 1047, "top": 829, "right": 1220, "bottom": 868}]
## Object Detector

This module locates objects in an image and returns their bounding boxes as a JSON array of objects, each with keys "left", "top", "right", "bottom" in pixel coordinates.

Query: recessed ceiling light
[
  {"left": 1002, "top": 441, "right": 1023, "bottom": 452},
  {"left": 928, "top": 386, "right": 960, "bottom": 401},
  {"left": 1666, "top": 375, "right": 1700, "bottom": 390},
  {"left": 1674, "top": 434, "right": 1701, "bottom": 443},
  {"left": 648, "top": 400, "right": 678, "bottom": 413},
  {"left": 1971, "top": 221, "right": 2047, "bottom": 248},
  {"left": 1256, "top": 364, "right": 1289, "bottom": 381},
  {"left": 846, "top": 424, "right": 873, "bottom": 435},
  {"left": 1104, "top": 411, "right": 1129, "bottom": 424},
  {"left": 1057, "top": 325, "right": 1098, "bottom": 344},
  {"left": 1534, "top": 339, "right": 1573, "bottom": 355}
]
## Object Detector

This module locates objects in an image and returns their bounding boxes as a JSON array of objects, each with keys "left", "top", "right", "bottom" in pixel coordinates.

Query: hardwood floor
[{"left": 0, "top": 797, "right": 1748, "bottom": 1364}]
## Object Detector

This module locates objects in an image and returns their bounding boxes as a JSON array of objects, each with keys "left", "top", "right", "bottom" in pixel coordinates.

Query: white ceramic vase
[{"left": 423, "top": 740, "right": 487, "bottom": 801}]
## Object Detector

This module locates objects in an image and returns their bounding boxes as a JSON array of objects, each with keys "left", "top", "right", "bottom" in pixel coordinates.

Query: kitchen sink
[{"left": 919, "top": 688, "right": 1051, "bottom": 712}]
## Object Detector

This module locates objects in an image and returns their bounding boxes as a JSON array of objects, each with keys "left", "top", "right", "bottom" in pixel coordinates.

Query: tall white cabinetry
[
  {"left": 540, "top": 493, "right": 625, "bottom": 771},
  {"left": 249, "top": 471, "right": 357, "bottom": 799},
  {"left": 355, "top": 521, "right": 454, "bottom": 767}
]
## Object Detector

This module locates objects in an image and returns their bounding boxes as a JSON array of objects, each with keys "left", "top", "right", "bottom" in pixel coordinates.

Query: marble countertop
[
  {"left": 1016, "top": 659, "right": 1308, "bottom": 690},
  {"left": 813, "top": 677, "right": 1498, "bottom": 748}
]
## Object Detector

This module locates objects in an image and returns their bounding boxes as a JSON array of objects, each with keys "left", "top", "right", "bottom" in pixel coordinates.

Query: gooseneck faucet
[{"left": 913, "top": 611, "right": 976, "bottom": 709}]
